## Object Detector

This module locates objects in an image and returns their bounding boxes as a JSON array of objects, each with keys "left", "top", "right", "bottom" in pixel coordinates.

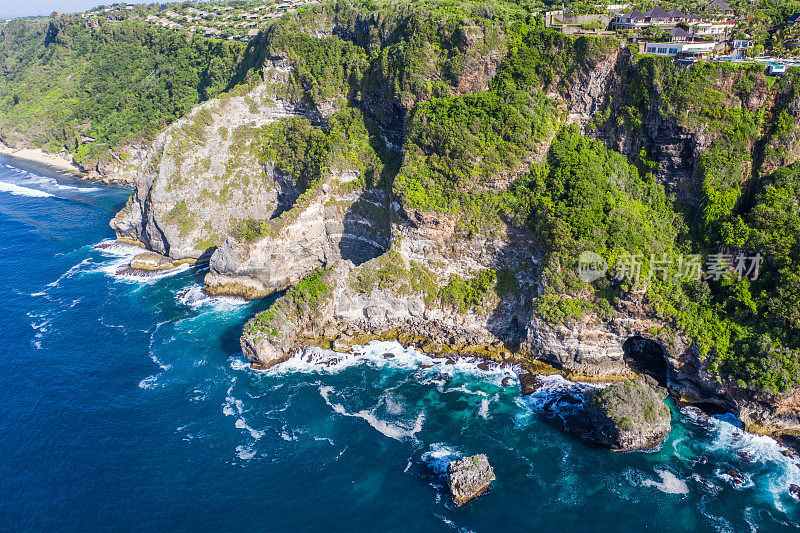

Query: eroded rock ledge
[{"left": 204, "top": 173, "right": 390, "bottom": 299}]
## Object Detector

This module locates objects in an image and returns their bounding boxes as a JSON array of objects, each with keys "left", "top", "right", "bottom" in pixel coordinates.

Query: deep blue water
[{"left": 1, "top": 155, "right": 800, "bottom": 532}]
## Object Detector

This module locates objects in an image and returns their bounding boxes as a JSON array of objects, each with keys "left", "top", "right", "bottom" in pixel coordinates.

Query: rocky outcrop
[
  {"left": 447, "top": 454, "right": 495, "bottom": 506},
  {"left": 668, "top": 345, "right": 800, "bottom": 436},
  {"left": 111, "top": 61, "right": 314, "bottom": 263},
  {"left": 239, "top": 204, "right": 540, "bottom": 367},
  {"left": 584, "top": 379, "right": 672, "bottom": 450},
  {"left": 130, "top": 251, "right": 178, "bottom": 271},
  {"left": 204, "top": 174, "right": 391, "bottom": 299},
  {"left": 563, "top": 45, "right": 626, "bottom": 130},
  {"left": 759, "top": 83, "right": 800, "bottom": 177}
]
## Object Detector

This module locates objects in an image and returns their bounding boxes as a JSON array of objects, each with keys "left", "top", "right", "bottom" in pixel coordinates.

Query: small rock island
[
  {"left": 585, "top": 380, "right": 672, "bottom": 451},
  {"left": 447, "top": 454, "right": 496, "bottom": 506}
]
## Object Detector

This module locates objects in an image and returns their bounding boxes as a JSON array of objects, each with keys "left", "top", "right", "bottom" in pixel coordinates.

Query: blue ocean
[{"left": 1, "top": 155, "right": 799, "bottom": 532}]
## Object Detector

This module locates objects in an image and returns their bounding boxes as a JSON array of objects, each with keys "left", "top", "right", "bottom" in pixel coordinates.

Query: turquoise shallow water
[{"left": 1, "top": 155, "right": 800, "bottom": 532}]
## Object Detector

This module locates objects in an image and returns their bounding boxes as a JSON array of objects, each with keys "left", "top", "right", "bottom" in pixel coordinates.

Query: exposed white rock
[
  {"left": 447, "top": 454, "right": 495, "bottom": 506},
  {"left": 111, "top": 63, "right": 315, "bottom": 261}
]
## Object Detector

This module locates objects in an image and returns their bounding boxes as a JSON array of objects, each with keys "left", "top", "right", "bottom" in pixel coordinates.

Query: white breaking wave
[
  {"left": 520, "top": 374, "right": 599, "bottom": 410},
  {"left": 270, "top": 340, "right": 518, "bottom": 387},
  {"left": 319, "top": 385, "right": 425, "bottom": 441},
  {"left": 92, "top": 240, "right": 193, "bottom": 283},
  {"left": 93, "top": 240, "right": 144, "bottom": 257},
  {"left": 682, "top": 405, "right": 800, "bottom": 513},
  {"left": 0, "top": 180, "right": 54, "bottom": 197},
  {"left": 25, "top": 174, "right": 101, "bottom": 193}
]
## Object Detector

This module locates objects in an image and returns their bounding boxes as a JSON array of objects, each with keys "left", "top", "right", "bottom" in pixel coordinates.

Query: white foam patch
[
  {"left": 478, "top": 395, "right": 496, "bottom": 420},
  {"left": 434, "top": 513, "right": 477, "bottom": 533},
  {"left": 319, "top": 385, "right": 424, "bottom": 441},
  {"left": 421, "top": 443, "right": 462, "bottom": 475},
  {"left": 522, "top": 374, "right": 598, "bottom": 410},
  {"left": 223, "top": 387, "right": 265, "bottom": 448},
  {"left": 0, "top": 181, "right": 54, "bottom": 197},
  {"left": 270, "top": 340, "right": 518, "bottom": 386},
  {"left": 642, "top": 469, "right": 690, "bottom": 494},
  {"left": 682, "top": 405, "right": 800, "bottom": 512},
  {"left": 236, "top": 445, "right": 256, "bottom": 460},
  {"left": 91, "top": 240, "right": 193, "bottom": 283},
  {"left": 229, "top": 357, "right": 251, "bottom": 372},
  {"left": 43, "top": 258, "right": 93, "bottom": 290},
  {"left": 30, "top": 175, "right": 101, "bottom": 193},
  {"left": 714, "top": 468, "right": 755, "bottom": 490},
  {"left": 93, "top": 240, "right": 144, "bottom": 257}
]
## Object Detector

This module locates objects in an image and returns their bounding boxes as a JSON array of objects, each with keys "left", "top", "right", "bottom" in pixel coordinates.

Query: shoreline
[{"left": 0, "top": 144, "right": 83, "bottom": 175}]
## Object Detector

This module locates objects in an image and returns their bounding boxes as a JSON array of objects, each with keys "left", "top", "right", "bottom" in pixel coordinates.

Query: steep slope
[{"left": 110, "top": 62, "right": 313, "bottom": 261}]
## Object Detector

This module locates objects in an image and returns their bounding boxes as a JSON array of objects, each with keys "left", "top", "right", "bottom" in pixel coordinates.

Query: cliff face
[
  {"left": 760, "top": 80, "right": 800, "bottom": 177},
  {"left": 110, "top": 63, "right": 311, "bottom": 261},
  {"left": 204, "top": 173, "right": 391, "bottom": 299},
  {"left": 108, "top": 25, "right": 800, "bottom": 437},
  {"left": 240, "top": 209, "right": 539, "bottom": 369}
]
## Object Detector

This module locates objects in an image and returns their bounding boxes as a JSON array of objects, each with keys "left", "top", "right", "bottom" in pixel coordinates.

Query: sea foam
[
  {"left": 0, "top": 180, "right": 54, "bottom": 197},
  {"left": 269, "top": 340, "right": 519, "bottom": 387}
]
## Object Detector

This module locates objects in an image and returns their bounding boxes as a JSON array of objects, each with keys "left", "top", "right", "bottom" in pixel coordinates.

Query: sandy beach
[{"left": 0, "top": 144, "right": 82, "bottom": 174}]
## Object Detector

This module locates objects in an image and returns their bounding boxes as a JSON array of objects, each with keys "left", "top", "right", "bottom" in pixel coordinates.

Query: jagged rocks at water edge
[
  {"left": 584, "top": 380, "right": 672, "bottom": 451},
  {"left": 130, "top": 252, "right": 178, "bottom": 271},
  {"left": 447, "top": 455, "right": 496, "bottom": 506}
]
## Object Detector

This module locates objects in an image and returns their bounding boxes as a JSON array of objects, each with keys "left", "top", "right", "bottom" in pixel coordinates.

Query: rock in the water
[
  {"left": 584, "top": 379, "right": 671, "bottom": 451},
  {"left": 130, "top": 251, "right": 176, "bottom": 271},
  {"left": 447, "top": 454, "right": 495, "bottom": 506}
]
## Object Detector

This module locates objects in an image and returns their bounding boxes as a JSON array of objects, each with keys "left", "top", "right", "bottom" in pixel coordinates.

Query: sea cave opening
[{"left": 623, "top": 336, "right": 668, "bottom": 386}]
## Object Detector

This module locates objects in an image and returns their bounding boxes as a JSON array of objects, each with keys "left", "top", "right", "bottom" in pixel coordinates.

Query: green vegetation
[
  {"left": 438, "top": 270, "right": 499, "bottom": 313},
  {"left": 351, "top": 250, "right": 439, "bottom": 301},
  {"left": 0, "top": 15, "right": 249, "bottom": 163},
  {"left": 589, "top": 379, "right": 669, "bottom": 432},
  {"left": 164, "top": 200, "right": 196, "bottom": 237},
  {"left": 234, "top": 106, "right": 392, "bottom": 242},
  {"left": 289, "top": 268, "right": 332, "bottom": 315},
  {"left": 244, "top": 308, "right": 281, "bottom": 338},
  {"left": 268, "top": 27, "right": 368, "bottom": 107},
  {"left": 395, "top": 89, "right": 560, "bottom": 213}
]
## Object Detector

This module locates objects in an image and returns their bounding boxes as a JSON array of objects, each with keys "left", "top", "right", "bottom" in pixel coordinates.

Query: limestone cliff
[
  {"left": 204, "top": 172, "right": 391, "bottom": 299},
  {"left": 107, "top": 25, "right": 800, "bottom": 440},
  {"left": 110, "top": 62, "right": 313, "bottom": 262}
]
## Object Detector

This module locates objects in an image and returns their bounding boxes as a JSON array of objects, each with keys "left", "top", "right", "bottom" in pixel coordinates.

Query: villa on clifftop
[{"left": 612, "top": 1, "right": 736, "bottom": 40}]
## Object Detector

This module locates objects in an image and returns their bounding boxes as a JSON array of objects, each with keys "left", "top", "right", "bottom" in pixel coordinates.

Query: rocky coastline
[{"left": 105, "top": 18, "right": 800, "bottom": 448}]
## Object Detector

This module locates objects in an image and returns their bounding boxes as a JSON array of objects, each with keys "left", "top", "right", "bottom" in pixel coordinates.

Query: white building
[{"left": 644, "top": 41, "right": 715, "bottom": 56}]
